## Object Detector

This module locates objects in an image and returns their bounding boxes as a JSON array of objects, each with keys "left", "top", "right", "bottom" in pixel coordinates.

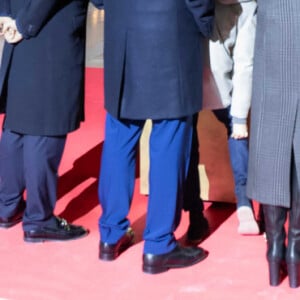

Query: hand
[
  {"left": 3, "top": 19, "right": 23, "bottom": 44},
  {"left": 231, "top": 123, "right": 248, "bottom": 139},
  {"left": 0, "top": 16, "right": 13, "bottom": 36}
]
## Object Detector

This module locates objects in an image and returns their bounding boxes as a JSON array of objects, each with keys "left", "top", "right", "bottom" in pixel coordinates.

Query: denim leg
[
  {"left": 228, "top": 137, "right": 252, "bottom": 208},
  {"left": 213, "top": 108, "right": 252, "bottom": 208}
]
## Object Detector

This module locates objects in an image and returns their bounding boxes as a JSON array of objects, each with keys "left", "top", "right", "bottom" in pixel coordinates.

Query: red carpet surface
[{"left": 0, "top": 68, "right": 299, "bottom": 299}]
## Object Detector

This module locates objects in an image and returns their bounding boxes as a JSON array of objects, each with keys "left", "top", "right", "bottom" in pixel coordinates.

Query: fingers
[
  {"left": 2, "top": 20, "right": 23, "bottom": 44},
  {"left": 231, "top": 123, "right": 248, "bottom": 140},
  {"left": 231, "top": 132, "right": 248, "bottom": 139},
  {"left": 0, "top": 17, "right": 13, "bottom": 36}
]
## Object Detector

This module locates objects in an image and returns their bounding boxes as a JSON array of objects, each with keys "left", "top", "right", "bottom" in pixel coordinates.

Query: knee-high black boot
[
  {"left": 263, "top": 204, "right": 287, "bottom": 286},
  {"left": 286, "top": 192, "right": 300, "bottom": 288}
]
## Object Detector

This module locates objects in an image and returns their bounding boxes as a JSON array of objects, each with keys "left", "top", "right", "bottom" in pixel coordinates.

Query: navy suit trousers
[
  {"left": 0, "top": 129, "right": 66, "bottom": 230},
  {"left": 98, "top": 113, "right": 193, "bottom": 255}
]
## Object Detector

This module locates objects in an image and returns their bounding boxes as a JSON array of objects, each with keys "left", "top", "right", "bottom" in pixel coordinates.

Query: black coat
[
  {"left": 102, "top": 0, "right": 214, "bottom": 120},
  {"left": 0, "top": 0, "right": 102, "bottom": 136}
]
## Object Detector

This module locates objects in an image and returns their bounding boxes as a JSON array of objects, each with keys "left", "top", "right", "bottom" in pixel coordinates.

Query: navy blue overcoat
[
  {"left": 0, "top": 0, "right": 102, "bottom": 136},
  {"left": 102, "top": 0, "right": 214, "bottom": 120}
]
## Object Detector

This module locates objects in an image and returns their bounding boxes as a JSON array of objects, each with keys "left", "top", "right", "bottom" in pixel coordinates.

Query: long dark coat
[
  {"left": 0, "top": 0, "right": 102, "bottom": 136},
  {"left": 247, "top": 0, "right": 300, "bottom": 208},
  {"left": 102, "top": 0, "right": 214, "bottom": 120}
]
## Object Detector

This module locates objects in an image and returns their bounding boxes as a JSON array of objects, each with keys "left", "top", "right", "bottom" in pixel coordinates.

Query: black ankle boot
[
  {"left": 263, "top": 204, "right": 287, "bottom": 286},
  {"left": 286, "top": 185, "right": 300, "bottom": 288}
]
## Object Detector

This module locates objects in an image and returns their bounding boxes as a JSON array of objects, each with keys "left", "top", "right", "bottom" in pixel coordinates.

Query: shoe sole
[
  {"left": 24, "top": 231, "right": 89, "bottom": 243},
  {"left": 142, "top": 251, "right": 209, "bottom": 274}
]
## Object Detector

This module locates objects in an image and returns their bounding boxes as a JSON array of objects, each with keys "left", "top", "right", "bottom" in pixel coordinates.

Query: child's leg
[
  {"left": 228, "top": 137, "right": 251, "bottom": 208},
  {"left": 213, "top": 108, "right": 259, "bottom": 234},
  {"left": 229, "top": 136, "right": 259, "bottom": 235}
]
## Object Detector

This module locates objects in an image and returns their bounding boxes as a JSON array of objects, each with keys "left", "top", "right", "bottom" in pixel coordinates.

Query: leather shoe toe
[
  {"left": 143, "top": 245, "right": 208, "bottom": 274},
  {"left": 99, "top": 228, "right": 135, "bottom": 261}
]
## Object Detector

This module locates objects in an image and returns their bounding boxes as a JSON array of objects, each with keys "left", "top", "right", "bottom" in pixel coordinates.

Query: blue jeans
[{"left": 213, "top": 108, "right": 252, "bottom": 209}]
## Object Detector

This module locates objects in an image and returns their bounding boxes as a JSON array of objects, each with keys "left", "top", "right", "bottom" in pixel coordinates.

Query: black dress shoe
[
  {"left": 23, "top": 217, "right": 88, "bottom": 242},
  {"left": 0, "top": 200, "right": 26, "bottom": 229},
  {"left": 143, "top": 245, "right": 208, "bottom": 274},
  {"left": 99, "top": 228, "right": 135, "bottom": 261}
]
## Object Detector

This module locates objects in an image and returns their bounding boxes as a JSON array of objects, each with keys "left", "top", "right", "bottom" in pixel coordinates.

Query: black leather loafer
[
  {"left": 143, "top": 245, "right": 208, "bottom": 274},
  {"left": 24, "top": 217, "right": 89, "bottom": 242},
  {"left": 99, "top": 227, "right": 135, "bottom": 261},
  {"left": 0, "top": 200, "right": 26, "bottom": 229}
]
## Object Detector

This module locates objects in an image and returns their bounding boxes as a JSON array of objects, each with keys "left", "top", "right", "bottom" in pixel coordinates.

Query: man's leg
[
  {"left": 0, "top": 129, "right": 25, "bottom": 227},
  {"left": 22, "top": 134, "right": 88, "bottom": 242},
  {"left": 144, "top": 116, "right": 193, "bottom": 254},
  {"left": 183, "top": 114, "right": 209, "bottom": 244},
  {"left": 22, "top": 135, "right": 66, "bottom": 229},
  {"left": 98, "top": 114, "right": 144, "bottom": 244},
  {"left": 142, "top": 116, "right": 208, "bottom": 274}
]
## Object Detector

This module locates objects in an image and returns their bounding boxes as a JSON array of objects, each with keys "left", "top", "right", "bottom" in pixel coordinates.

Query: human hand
[
  {"left": 3, "top": 19, "right": 23, "bottom": 44},
  {"left": 0, "top": 16, "right": 13, "bottom": 36},
  {"left": 231, "top": 123, "right": 248, "bottom": 139}
]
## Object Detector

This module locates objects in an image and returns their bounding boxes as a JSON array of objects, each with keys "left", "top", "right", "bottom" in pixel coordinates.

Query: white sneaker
[{"left": 237, "top": 206, "right": 260, "bottom": 235}]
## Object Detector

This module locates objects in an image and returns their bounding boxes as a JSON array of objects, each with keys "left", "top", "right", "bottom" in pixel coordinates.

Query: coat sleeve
[
  {"left": 15, "top": 0, "right": 61, "bottom": 39},
  {"left": 90, "top": 0, "right": 104, "bottom": 9},
  {"left": 185, "top": 0, "right": 215, "bottom": 38},
  {"left": 0, "top": 0, "right": 11, "bottom": 16}
]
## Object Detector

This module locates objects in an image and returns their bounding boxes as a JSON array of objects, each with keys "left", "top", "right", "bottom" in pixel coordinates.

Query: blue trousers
[
  {"left": 98, "top": 113, "right": 193, "bottom": 255},
  {"left": 213, "top": 108, "right": 252, "bottom": 208},
  {"left": 0, "top": 129, "right": 66, "bottom": 230}
]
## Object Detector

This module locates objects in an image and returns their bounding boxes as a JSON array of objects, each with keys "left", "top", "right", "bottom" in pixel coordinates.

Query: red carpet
[{"left": 0, "top": 68, "right": 299, "bottom": 299}]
